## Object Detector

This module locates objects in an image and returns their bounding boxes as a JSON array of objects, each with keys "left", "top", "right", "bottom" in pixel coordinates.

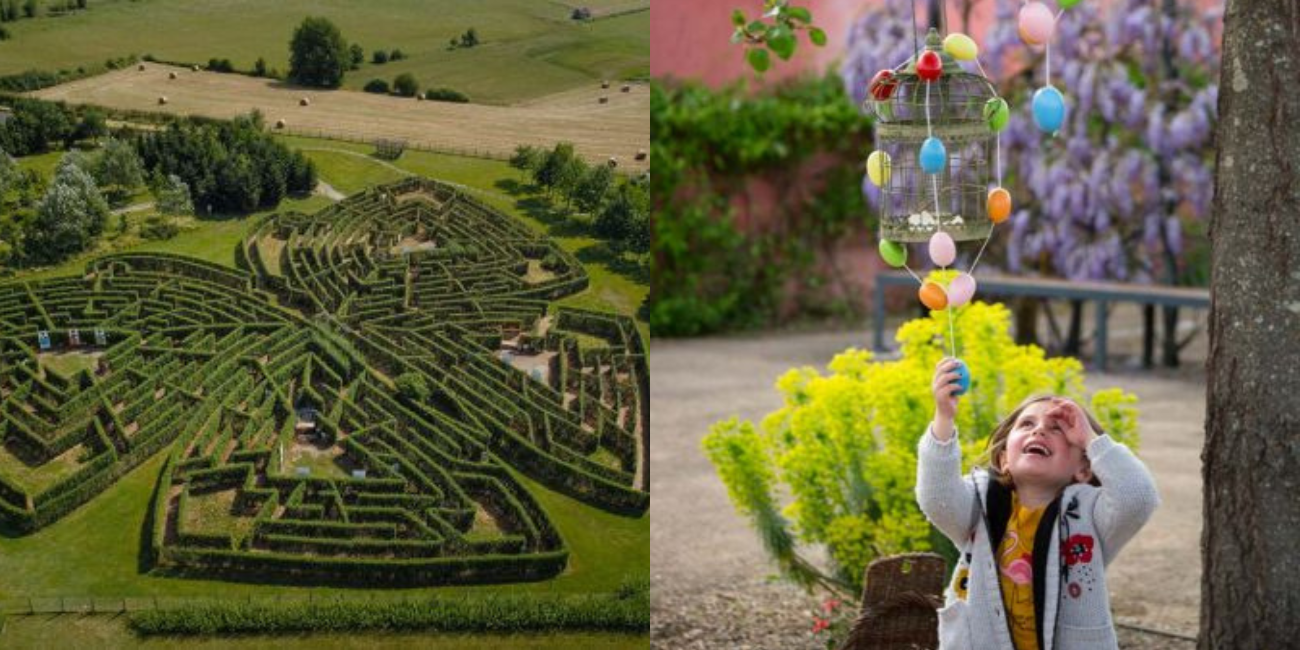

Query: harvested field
[{"left": 33, "top": 63, "right": 650, "bottom": 172}]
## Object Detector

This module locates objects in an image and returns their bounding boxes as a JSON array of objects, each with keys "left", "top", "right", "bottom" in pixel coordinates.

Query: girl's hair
[{"left": 977, "top": 394, "right": 1105, "bottom": 487}]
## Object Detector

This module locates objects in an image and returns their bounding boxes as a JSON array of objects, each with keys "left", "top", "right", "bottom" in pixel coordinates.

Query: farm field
[
  {"left": 0, "top": 0, "right": 649, "bottom": 104},
  {"left": 32, "top": 63, "right": 650, "bottom": 171}
]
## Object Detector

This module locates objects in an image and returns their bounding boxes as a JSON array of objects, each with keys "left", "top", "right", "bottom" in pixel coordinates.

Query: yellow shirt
[{"left": 998, "top": 491, "right": 1045, "bottom": 650}]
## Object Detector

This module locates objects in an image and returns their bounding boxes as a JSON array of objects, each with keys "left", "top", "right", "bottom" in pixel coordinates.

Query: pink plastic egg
[
  {"left": 1018, "top": 2, "right": 1056, "bottom": 45},
  {"left": 947, "top": 273, "right": 977, "bottom": 307},
  {"left": 928, "top": 231, "right": 956, "bottom": 267}
]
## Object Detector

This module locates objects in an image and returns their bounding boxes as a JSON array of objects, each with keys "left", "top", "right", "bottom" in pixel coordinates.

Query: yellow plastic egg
[
  {"left": 866, "top": 150, "right": 891, "bottom": 187},
  {"left": 943, "top": 33, "right": 979, "bottom": 61}
]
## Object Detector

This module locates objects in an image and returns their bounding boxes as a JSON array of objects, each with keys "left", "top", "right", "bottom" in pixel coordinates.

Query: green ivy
[
  {"left": 651, "top": 74, "right": 874, "bottom": 337},
  {"left": 703, "top": 296, "right": 1141, "bottom": 592}
]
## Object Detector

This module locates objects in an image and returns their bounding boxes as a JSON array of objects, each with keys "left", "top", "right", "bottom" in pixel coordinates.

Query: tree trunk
[{"left": 1201, "top": 1, "right": 1300, "bottom": 647}]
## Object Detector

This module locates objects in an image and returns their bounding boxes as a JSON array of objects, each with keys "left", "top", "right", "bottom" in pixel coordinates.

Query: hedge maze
[{"left": 0, "top": 179, "right": 648, "bottom": 587}]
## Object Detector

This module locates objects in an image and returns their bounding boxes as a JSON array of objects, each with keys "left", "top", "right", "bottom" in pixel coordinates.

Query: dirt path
[
  {"left": 314, "top": 180, "right": 345, "bottom": 201},
  {"left": 651, "top": 327, "right": 1204, "bottom": 648}
]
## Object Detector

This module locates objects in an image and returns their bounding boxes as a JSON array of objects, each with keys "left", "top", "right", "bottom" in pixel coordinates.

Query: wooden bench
[{"left": 873, "top": 271, "right": 1210, "bottom": 370}]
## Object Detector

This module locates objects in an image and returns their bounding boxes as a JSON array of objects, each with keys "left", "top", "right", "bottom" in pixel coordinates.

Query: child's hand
[
  {"left": 931, "top": 358, "right": 962, "bottom": 439},
  {"left": 1045, "top": 399, "right": 1097, "bottom": 450}
]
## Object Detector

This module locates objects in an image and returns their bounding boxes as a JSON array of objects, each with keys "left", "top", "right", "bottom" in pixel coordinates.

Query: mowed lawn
[{"left": 0, "top": 0, "right": 648, "bottom": 104}]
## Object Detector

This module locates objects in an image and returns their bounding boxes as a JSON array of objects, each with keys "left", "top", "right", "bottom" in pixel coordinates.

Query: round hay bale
[
  {"left": 601, "top": 80, "right": 610, "bottom": 89},
  {"left": 598, "top": 96, "right": 608, "bottom": 104},
  {"left": 168, "top": 71, "right": 177, "bottom": 80},
  {"left": 416, "top": 94, "right": 424, "bottom": 101},
  {"left": 158, "top": 96, "right": 168, "bottom": 105},
  {"left": 635, "top": 149, "right": 647, "bottom": 161},
  {"left": 276, "top": 119, "right": 286, "bottom": 129},
  {"left": 607, "top": 157, "right": 618, "bottom": 168},
  {"left": 621, "top": 84, "right": 631, "bottom": 93},
  {"left": 191, "top": 65, "right": 200, "bottom": 72},
  {"left": 299, "top": 97, "right": 310, "bottom": 106},
  {"left": 138, "top": 63, "right": 146, "bottom": 71}
]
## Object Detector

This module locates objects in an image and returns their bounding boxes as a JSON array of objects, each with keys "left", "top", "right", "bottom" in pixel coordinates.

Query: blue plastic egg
[
  {"left": 919, "top": 137, "right": 946, "bottom": 174},
  {"left": 1032, "top": 86, "right": 1066, "bottom": 133},
  {"left": 951, "top": 359, "right": 971, "bottom": 396}
]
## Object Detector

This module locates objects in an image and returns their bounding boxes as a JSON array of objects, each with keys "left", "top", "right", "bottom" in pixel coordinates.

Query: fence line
[{"left": 0, "top": 592, "right": 495, "bottom": 616}]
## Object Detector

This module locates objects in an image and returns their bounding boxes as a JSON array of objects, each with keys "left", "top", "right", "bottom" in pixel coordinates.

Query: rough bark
[{"left": 1200, "top": 1, "right": 1300, "bottom": 648}]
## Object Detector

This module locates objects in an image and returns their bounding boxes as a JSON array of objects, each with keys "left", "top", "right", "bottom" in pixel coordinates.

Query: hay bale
[
  {"left": 416, "top": 94, "right": 424, "bottom": 101},
  {"left": 621, "top": 84, "right": 631, "bottom": 93},
  {"left": 607, "top": 157, "right": 618, "bottom": 168},
  {"left": 276, "top": 119, "right": 286, "bottom": 129},
  {"left": 601, "top": 80, "right": 610, "bottom": 89},
  {"left": 598, "top": 96, "right": 608, "bottom": 104},
  {"left": 191, "top": 65, "right": 200, "bottom": 72},
  {"left": 138, "top": 64, "right": 146, "bottom": 71},
  {"left": 299, "top": 97, "right": 310, "bottom": 106},
  {"left": 158, "top": 96, "right": 168, "bottom": 105},
  {"left": 168, "top": 71, "right": 177, "bottom": 80},
  {"left": 635, "top": 149, "right": 647, "bottom": 161}
]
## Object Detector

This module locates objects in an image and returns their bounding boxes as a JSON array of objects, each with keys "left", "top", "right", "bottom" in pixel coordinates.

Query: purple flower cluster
[{"left": 843, "top": 0, "right": 1222, "bottom": 284}]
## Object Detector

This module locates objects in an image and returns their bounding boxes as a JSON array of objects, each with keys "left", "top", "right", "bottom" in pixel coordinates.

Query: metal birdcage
[{"left": 868, "top": 28, "right": 998, "bottom": 243}]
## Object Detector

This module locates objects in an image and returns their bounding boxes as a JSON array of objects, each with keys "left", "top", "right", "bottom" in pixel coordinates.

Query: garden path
[{"left": 651, "top": 325, "right": 1204, "bottom": 649}]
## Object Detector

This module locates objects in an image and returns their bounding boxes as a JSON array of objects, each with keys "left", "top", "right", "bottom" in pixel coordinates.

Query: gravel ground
[{"left": 651, "top": 318, "right": 1205, "bottom": 649}]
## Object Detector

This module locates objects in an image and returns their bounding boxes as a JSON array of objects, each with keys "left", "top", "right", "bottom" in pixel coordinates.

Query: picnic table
[{"left": 872, "top": 271, "right": 1210, "bottom": 370}]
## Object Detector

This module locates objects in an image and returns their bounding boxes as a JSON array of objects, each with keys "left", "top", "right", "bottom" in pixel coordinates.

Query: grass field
[
  {"left": 0, "top": 0, "right": 648, "bottom": 105},
  {"left": 34, "top": 62, "right": 649, "bottom": 171}
]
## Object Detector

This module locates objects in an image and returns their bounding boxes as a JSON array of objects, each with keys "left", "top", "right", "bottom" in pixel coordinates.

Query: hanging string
[
  {"left": 911, "top": 0, "right": 919, "bottom": 57},
  {"left": 968, "top": 229, "right": 996, "bottom": 275},
  {"left": 925, "top": 82, "right": 941, "bottom": 215},
  {"left": 902, "top": 263, "right": 925, "bottom": 285},
  {"left": 996, "top": 133, "right": 1003, "bottom": 186}
]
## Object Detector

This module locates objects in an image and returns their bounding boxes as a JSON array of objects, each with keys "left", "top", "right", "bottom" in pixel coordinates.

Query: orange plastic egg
[
  {"left": 988, "top": 187, "right": 1012, "bottom": 224},
  {"left": 919, "top": 281, "right": 948, "bottom": 310}
]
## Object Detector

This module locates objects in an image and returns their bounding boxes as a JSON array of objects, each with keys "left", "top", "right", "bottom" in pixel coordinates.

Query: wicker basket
[{"left": 838, "top": 553, "right": 946, "bottom": 650}]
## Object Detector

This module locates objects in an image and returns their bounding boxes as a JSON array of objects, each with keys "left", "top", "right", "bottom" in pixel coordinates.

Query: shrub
[
  {"left": 392, "top": 72, "right": 418, "bottom": 97},
  {"left": 0, "top": 25, "right": 9, "bottom": 40},
  {"left": 389, "top": 48, "right": 405, "bottom": 61},
  {"left": 207, "top": 58, "right": 235, "bottom": 73},
  {"left": 362, "top": 78, "right": 389, "bottom": 94},
  {"left": 371, "top": 49, "right": 389, "bottom": 64},
  {"left": 253, "top": 57, "right": 267, "bottom": 77},
  {"left": 139, "top": 213, "right": 179, "bottom": 240},
  {"left": 703, "top": 296, "right": 1142, "bottom": 591},
  {"left": 423, "top": 87, "right": 468, "bottom": 103},
  {"left": 348, "top": 43, "right": 364, "bottom": 70},
  {"left": 288, "top": 16, "right": 348, "bottom": 88},
  {"left": 395, "top": 372, "right": 430, "bottom": 402},
  {"left": 571, "top": 7, "right": 592, "bottom": 20}
]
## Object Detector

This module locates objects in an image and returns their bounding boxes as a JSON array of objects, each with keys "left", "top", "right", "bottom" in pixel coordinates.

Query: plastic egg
[
  {"left": 916, "top": 50, "right": 943, "bottom": 81},
  {"left": 987, "top": 187, "right": 1012, "bottom": 224},
  {"left": 868, "top": 69, "right": 898, "bottom": 101},
  {"left": 1032, "top": 85, "right": 1067, "bottom": 133},
  {"left": 984, "top": 97, "right": 1010, "bottom": 132},
  {"left": 947, "top": 273, "right": 977, "bottom": 307},
  {"left": 950, "top": 359, "right": 972, "bottom": 396},
  {"left": 878, "top": 239, "right": 908, "bottom": 267},
  {"left": 1059, "top": 0, "right": 1081, "bottom": 8},
  {"left": 919, "top": 281, "right": 948, "bottom": 310},
  {"left": 1018, "top": 2, "right": 1055, "bottom": 45},
  {"left": 866, "top": 150, "right": 891, "bottom": 187},
  {"left": 942, "top": 33, "right": 978, "bottom": 61},
  {"left": 919, "top": 137, "right": 946, "bottom": 174},
  {"left": 928, "top": 231, "right": 956, "bottom": 267}
]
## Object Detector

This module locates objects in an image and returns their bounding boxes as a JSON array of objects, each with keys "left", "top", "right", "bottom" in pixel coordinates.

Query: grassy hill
[{"left": 0, "top": 0, "right": 648, "bottom": 104}]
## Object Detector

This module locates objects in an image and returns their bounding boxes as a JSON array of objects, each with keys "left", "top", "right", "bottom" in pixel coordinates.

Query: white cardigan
[{"left": 915, "top": 427, "right": 1159, "bottom": 650}]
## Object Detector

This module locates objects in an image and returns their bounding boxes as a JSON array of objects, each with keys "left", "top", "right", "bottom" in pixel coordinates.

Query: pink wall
[{"left": 651, "top": 0, "right": 1000, "bottom": 88}]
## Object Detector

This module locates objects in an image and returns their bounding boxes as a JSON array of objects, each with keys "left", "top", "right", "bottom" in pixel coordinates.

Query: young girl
[{"left": 917, "top": 358, "right": 1159, "bottom": 650}]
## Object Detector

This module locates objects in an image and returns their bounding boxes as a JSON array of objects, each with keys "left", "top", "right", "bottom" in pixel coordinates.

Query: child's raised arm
[
  {"left": 915, "top": 358, "right": 978, "bottom": 545},
  {"left": 1049, "top": 400, "right": 1161, "bottom": 565}
]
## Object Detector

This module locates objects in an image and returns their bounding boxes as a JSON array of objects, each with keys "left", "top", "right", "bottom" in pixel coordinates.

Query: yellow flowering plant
[{"left": 703, "top": 296, "right": 1140, "bottom": 594}]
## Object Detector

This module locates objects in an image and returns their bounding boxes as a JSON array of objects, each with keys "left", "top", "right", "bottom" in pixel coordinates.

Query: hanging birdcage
[{"left": 866, "top": 28, "right": 999, "bottom": 243}]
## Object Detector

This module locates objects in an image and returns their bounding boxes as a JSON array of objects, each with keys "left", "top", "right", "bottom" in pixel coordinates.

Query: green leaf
[
  {"left": 785, "top": 6, "right": 811, "bottom": 23},
  {"left": 730, "top": 27, "right": 744, "bottom": 44},
  {"left": 767, "top": 27, "right": 796, "bottom": 60},
  {"left": 808, "top": 27, "right": 827, "bottom": 46},
  {"left": 746, "top": 20, "right": 768, "bottom": 35},
  {"left": 731, "top": 9, "right": 746, "bottom": 26},
  {"left": 747, "top": 47, "right": 771, "bottom": 73}
]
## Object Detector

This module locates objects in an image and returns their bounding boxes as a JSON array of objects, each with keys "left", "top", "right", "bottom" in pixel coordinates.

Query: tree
[
  {"left": 254, "top": 57, "right": 268, "bottom": 77},
  {"left": 555, "top": 156, "right": 587, "bottom": 209},
  {"left": 0, "top": 98, "right": 73, "bottom": 156},
  {"left": 25, "top": 155, "right": 109, "bottom": 265},
  {"left": 288, "top": 16, "right": 349, "bottom": 88},
  {"left": 596, "top": 180, "right": 650, "bottom": 253},
  {"left": 348, "top": 44, "right": 364, "bottom": 70},
  {"left": 94, "top": 137, "right": 145, "bottom": 203},
  {"left": 363, "top": 78, "right": 389, "bottom": 94},
  {"left": 534, "top": 142, "right": 576, "bottom": 195},
  {"left": 509, "top": 144, "right": 543, "bottom": 180},
  {"left": 0, "top": 145, "right": 16, "bottom": 200},
  {"left": 1201, "top": 0, "right": 1300, "bottom": 645},
  {"left": 574, "top": 163, "right": 613, "bottom": 214},
  {"left": 155, "top": 173, "right": 193, "bottom": 216},
  {"left": 21, "top": 0, "right": 35, "bottom": 19},
  {"left": 389, "top": 48, "right": 405, "bottom": 61},
  {"left": 372, "top": 49, "right": 389, "bottom": 64},
  {"left": 395, "top": 372, "right": 430, "bottom": 402},
  {"left": 72, "top": 109, "right": 108, "bottom": 143},
  {"left": 392, "top": 72, "right": 419, "bottom": 97},
  {"left": 460, "top": 28, "right": 479, "bottom": 48}
]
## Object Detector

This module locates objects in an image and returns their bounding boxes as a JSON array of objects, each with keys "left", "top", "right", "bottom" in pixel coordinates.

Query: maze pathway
[{"left": 0, "top": 179, "right": 647, "bottom": 586}]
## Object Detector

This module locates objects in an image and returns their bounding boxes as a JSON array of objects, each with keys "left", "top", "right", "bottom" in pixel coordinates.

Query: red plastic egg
[
  {"left": 868, "top": 69, "right": 898, "bottom": 101},
  {"left": 916, "top": 51, "right": 943, "bottom": 82}
]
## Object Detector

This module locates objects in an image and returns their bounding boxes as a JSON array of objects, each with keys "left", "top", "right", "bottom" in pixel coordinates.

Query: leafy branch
[{"left": 730, "top": 0, "right": 827, "bottom": 73}]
